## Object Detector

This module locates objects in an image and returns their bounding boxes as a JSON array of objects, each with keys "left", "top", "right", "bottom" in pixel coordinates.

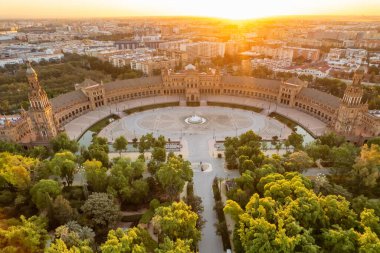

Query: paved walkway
[
  {"left": 64, "top": 95, "right": 327, "bottom": 141},
  {"left": 64, "top": 96, "right": 181, "bottom": 140},
  {"left": 207, "top": 95, "right": 327, "bottom": 136},
  {"left": 97, "top": 106, "right": 292, "bottom": 142},
  {"left": 185, "top": 135, "right": 239, "bottom": 253}
]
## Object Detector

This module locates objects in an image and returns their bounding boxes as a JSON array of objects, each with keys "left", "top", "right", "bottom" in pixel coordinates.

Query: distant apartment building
[
  {"left": 277, "top": 66, "right": 330, "bottom": 78},
  {"left": 158, "top": 39, "right": 190, "bottom": 50},
  {"left": 326, "top": 48, "right": 367, "bottom": 72},
  {"left": 115, "top": 40, "right": 164, "bottom": 50},
  {"left": 355, "top": 39, "right": 380, "bottom": 49},
  {"left": 285, "top": 47, "right": 320, "bottom": 62},
  {"left": 287, "top": 38, "right": 323, "bottom": 48},
  {"left": 25, "top": 32, "right": 76, "bottom": 43},
  {"left": 251, "top": 45, "right": 320, "bottom": 62},
  {"left": 157, "top": 48, "right": 188, "bottom": 66},
  {"left": 108, "top": 48, "right": 156, "bottom": 68},
  {"left": 180, "top": 42, "right": 225, "bottom": 62},
  {"left": 0, "top": 58, "right": 23, "bottom": 67},
  {"left": 251, "top": 45, "right": 293, "bottom": 60},
  {"left": 130, "top": 56, "right": 175, "bottom": 75},
  {"left": 308, "top": 30, "right": 360, "bottom": 41},
  {"left": 251, "top": 58, "right": 292, "bottom": 70}
]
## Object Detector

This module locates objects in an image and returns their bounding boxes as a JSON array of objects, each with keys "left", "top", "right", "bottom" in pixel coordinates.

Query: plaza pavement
[
  {"left": 97, "top": 106, "right": 293, "bottom": 142},
  {"left": 64, "top": 95, "right": 182, "bottom": 140},
  {"left": 64, "top": 95, "right": 327, "bottom": 142}
]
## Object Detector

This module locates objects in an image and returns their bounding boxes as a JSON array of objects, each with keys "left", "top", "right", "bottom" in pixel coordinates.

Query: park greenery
[
  {"left": 0, "top": 132, "right": 198, "bottom": 252},
  {"left": 1, "top": 123, "right": 380, "bottom": 252},
  {"left": 0, "top": 53, "right": 143, "bottom": 113},
  {"left": 223, "top": 130, "right": 380, "bottom": 252}
]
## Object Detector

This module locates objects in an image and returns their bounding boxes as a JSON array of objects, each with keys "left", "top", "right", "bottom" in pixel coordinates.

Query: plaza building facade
[{"left": 1, "top": 64, "right": 379, "bottom": 146}]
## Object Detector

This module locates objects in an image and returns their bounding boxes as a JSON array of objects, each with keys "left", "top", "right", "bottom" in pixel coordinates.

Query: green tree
[
  {"left": 52, "top": 221, "right": 95, "bottom": 252},
  {"left": 156, "top": 237, "right": 193, "bottom": 253},
  {"left": 154, "top": 135, "right": 167, "bottom": 149},
  {"left": 107, "top": 157, "right": 148, "bottom": 205},
  {"left": 224, "top": 199, "right": 244, "bottom": 222},
  {"left": 305, "top": 142, "right": 331, "bottom": 161},
  {"left": 81, "top": 193, "right": 120, "bottom": 231},
  {"left": 0, "top": 215, "right": 49, "bottom": 253},
  {"left": 49, "top": 151, "right": 78, "bottom": 186},
  {"left": 284, "top": 151, "right": 313, "bottom": 172},
  {"left": 156, "top": 156, "right": 192, "bottom": 200},
  {"left": 51, "top": 195, "right": 77, "bottom": 227},
  {"left": 349, "top": 144, "right": 380, "bottom": 194},
  {"left": 83, "top": 159, "right": 108, "bottom": 192},
  {"left": 139, "top": 133, "right": 155, "bottom": 154},
  {"left": 319, "top": 132, "right": 346, "bottom": 148},
  {"left": 287, "top": 132, "right": 304, "bottom": 151},
  {"left": 28, "top": 146, "right": 50, "bottom": 160},
  {"left": 152, "top": 201, "right": 200, "bottom": 247},
  {"left": 50, "top": 133, "right": 79, "bottom": 153},
  {"left": 82, "top": 136, "right": 109, "bottom": 167},
  {"left": 0, "top": 152, "right": 38, "bottom": 190},
  {"left": 101, "top": 227, "right": 156, "bottom": 253},
  {"left": 152, "top": 147, "right": 166, "bottom": 162},
  {"left": 367, "top": 137, "right": 380, "bottom": 148},
  {"left": 30, "top": 179, "right": 61, "bottom": 211},
  {"left": 113, "top": 136, "right": 128, "bottom": 156},
  {"left": 46, "top": 238, "right": 93, "bottom": 253},
  {"left": 330, "top": 143, "right": 358, "bottom": 172},
  {"left": 225, "top": 145, "right": 238, "bottom": 170}
]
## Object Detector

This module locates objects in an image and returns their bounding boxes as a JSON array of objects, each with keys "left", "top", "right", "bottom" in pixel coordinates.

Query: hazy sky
[{"left": 1, "top": 0, "right": 380, "bottom": 19}]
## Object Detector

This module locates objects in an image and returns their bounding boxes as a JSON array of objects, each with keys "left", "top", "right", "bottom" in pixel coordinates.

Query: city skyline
[{"left": 2, "top": 0, "right": 380, "bottom": 20}]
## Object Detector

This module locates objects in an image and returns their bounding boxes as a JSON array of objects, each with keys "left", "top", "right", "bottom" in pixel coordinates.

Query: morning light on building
[{"left": 1, "top": 1, "right": 380, "bottom": 252}]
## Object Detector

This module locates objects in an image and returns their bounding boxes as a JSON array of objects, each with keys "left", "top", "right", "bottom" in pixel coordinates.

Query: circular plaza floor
[{"left": 98, "top": 106, "right": 292, "bottom": 141}]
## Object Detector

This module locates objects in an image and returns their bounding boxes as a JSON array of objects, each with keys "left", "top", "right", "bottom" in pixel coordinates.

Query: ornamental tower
[
  {"left": 334, "top": 68, "right": 368, "bottom": 137},
  {"left": 26, "top": 62, "right": 58, "bottom": 141}
]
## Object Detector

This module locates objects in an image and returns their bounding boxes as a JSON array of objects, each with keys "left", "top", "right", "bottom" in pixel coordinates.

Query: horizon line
[{"left": 2, "top": 14, "right": 380, "bottom": 22}]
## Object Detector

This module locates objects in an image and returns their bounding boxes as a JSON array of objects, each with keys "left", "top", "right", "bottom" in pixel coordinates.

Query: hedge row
[{"left": 212, "top": 177, "right": 232, "bottom": 250}]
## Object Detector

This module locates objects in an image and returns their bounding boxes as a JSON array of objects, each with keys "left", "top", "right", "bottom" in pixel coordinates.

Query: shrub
[{"left": 120, "top": 214, "right": 142, "bottom": 222}]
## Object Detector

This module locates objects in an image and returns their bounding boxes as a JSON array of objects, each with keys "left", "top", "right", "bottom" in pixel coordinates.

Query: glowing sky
[{"left": 1, "top": 0, "right": 380, "bottom": 19}]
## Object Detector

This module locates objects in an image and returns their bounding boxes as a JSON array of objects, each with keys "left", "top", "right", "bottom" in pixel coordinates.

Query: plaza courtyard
[{"left": 98, "top": 106, "right": 293, "bottom": 142}]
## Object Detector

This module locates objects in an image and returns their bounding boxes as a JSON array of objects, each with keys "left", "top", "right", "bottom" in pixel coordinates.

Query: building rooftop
[
  {"left": 286, "top": 77, "right": 306, "bottom": 86},
  {"left": 50, "top": 90, "right": 89, "bottom": 110},
  {"left": 298, "top": 87, "right": 340, "bottom": 108},
  {"left": 104, "top": 76, "right": 163, "bottom": 92},
  {"left": 221, "top": 75, "right": 281, "bottom": 90}
]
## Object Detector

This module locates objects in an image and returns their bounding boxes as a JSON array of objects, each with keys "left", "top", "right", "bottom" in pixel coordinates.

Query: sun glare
[{"left": 1, "top": 0, "right": 380, "bottom": 19}]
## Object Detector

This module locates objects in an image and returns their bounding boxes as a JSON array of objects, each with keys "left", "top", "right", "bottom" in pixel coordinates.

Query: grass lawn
[
  {"left": 124, "top": 102, "right": 179, "bottom": 114},
  {"left": 207, "top": 101, "right": 263, "bottom": 113},
  {"left": 268, "top": 112, "right": 298, "bottom": 129},
  {"left": 87, "top": 114, "right": 121, "bottom": 134}
]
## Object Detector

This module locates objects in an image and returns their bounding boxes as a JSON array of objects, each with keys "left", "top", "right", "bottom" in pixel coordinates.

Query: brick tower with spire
[
  {"left": 26, "top": 62, "right": 58, "bottom": 142},
  {"left": 334, "top": 68, "right": 368, "bottom": 138}
]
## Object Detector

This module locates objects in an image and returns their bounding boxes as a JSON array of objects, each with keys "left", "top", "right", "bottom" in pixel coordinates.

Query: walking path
[
  {"left": 64, "top": 95, "right": 327, "bottom": 141},
  {"left": 185, "top": 135, "right": 239, "bottom": 253}
]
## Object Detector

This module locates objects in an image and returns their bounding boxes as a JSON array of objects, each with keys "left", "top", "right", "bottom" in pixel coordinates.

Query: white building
[{"left": 180, "top": 42, "right": 225, "bottom": 61}]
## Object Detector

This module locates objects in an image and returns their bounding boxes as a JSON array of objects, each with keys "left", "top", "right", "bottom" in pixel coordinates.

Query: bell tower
[
  {"left": 334, "top": 68, "right": 367, "bottom": 137},
  {"left": 26, "top": 62, "right": 58, "bottom": 141}
]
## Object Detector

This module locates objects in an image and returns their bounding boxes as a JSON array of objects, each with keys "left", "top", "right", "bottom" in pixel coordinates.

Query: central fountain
[{"left": 185, "top": 114, "right": 206, "bottom": 124}]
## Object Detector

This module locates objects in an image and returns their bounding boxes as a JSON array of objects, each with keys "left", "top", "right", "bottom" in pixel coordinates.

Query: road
[{"left": 184, "top": 134, "right": 239, "bottom": 253}]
